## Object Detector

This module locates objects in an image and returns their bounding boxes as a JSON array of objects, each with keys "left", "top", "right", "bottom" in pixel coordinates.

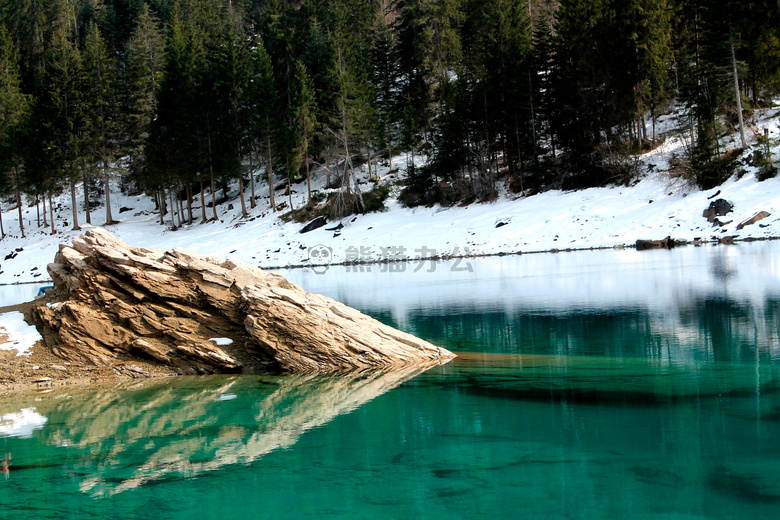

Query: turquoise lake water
[{"left": 2, "top": 244, "right": 780, "bottom": 519}]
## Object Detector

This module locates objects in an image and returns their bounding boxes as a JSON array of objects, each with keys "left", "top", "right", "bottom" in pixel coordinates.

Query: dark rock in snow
[
  {"left": 300, "top": 216, "right": 327, "bottom": 234},
  {"left": 703, "top": 199, "right": 733, "bottom": 223}
]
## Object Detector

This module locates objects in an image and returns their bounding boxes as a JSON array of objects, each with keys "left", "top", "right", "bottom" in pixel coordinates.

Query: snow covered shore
[{"left": 0, "top": 107, "right": 778, "bottom": 286}]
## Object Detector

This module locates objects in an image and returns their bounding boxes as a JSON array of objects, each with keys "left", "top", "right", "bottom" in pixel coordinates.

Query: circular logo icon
[{"left": 308, "top": 244, "right": 333, "bottom": 274}]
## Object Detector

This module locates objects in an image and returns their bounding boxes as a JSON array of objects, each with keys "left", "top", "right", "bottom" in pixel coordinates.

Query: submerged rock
[{"left": 33, "top": 229, "right": 455, "bottom": 374}]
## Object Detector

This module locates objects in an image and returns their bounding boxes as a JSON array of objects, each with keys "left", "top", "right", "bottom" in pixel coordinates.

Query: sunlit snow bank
[{"left": 0, "top": 312, "right": 43, "bottom": 356}]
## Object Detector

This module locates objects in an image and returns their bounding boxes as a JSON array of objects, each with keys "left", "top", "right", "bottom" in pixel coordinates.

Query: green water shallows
[{"left": 2, "top": 243, "right": 780, "bottom": 519}]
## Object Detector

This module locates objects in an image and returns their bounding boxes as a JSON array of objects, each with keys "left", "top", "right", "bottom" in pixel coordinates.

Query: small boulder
[
  {"left": 299, "top": 216, "right": 327, "bottom": 234},
  {"left": 703, "top": 199, "right": 733, "bottom": 223},
  {"left": 736, "top": 211, "right": 770, "bottom": 230}
]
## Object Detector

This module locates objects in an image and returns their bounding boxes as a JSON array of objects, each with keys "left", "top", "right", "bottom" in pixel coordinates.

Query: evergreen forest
[{"left": 1, "top": 0, "right": 779, "bottom": 233}]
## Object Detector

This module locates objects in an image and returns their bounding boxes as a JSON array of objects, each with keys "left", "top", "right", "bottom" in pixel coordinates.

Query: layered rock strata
[{"left": 33, "top": 229, "right": 455, "bottom": 374}]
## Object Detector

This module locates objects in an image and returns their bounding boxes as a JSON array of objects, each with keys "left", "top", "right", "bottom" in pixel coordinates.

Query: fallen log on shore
[{"left": 635, "top": 236, "right": 681, "bottom": 251}]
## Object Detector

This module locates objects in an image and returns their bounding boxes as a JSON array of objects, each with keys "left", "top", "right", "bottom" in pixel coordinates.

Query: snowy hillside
[{"left": 1, "top": 105, "right": 779, "bottom": 286}]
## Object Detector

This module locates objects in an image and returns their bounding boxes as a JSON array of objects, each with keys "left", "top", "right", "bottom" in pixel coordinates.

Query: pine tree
[
  {"left": 462, "top": 0, "right": 533, "bottom": 184},
  {"left": 125, "top": 3, "right": 165, "bottom": 184},
  {"left": 397, "top": 0, "right": 464, "bottom": 104},
  {"left": 548, "top": 0, "right": 657, "bottom": 185},
  {"left": 369, "top": 11, "right": 402, "bottom": 166},
  {"left": 0, "top": 24, "right": 31, "bottom": 238},
  {"left": 675, "top": 0, "right": 748, "bottom": 186},
  {"left": 0, "top": 0, "right": 49, "bottom": 88},
  {"left": 145, "top": 1, "right": 192, "bottom": 226},
  {"left": 264, "top": 0, "right": 303, "bottom": 185},
  {"left": 292, "top": 59, "right": 318, "bottom": 204},
  {"left": 740, "top": 1, "right": 780, "bottom": 101},
  {"left": 147, "top": 0, "right": 217, "bottom": 226},
  {"left": 82, "top": 20, "right": 118, "bottom": 224},
  {"left": 212, "top": 8, "right": 252, "bottom": 218},
  {"left": 632, "top": 0, "right": 673, "bottom": 142},
  {"left": 249, "top": 37, "right": 280, "bottom": 212},
  {"left": 327, "top": 0, "right": 378, "bottom": 216},
  {"left": 303, "top": 18, "right": 336, "bottom": 128},
  {"left": 41, "top": 19, "right": 85, "bottom": 231}
]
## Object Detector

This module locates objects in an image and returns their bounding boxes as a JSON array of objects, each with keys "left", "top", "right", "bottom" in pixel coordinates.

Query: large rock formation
[{"left": 33, "top": 229, "right": 455, "bottom": 374}]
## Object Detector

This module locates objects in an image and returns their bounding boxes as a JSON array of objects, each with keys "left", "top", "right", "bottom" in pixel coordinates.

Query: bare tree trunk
[
  {"left": 637, "top": 114, "right": 643, "bottom": 149},
  {"left": 36, "top": 198, "right": 40, "bottom": 228},
  {"left": 49, "top": 192, "right": 55, "bottom": 235},
  {"left": 305, "top": 138, "right": 311, "bottom": 204},
  {"left": 83, "top": 174, "right": 91, "bottom": 225},
  {"left": 652, "top": 105, "right": 657, "bottom": 141},
  {"left": 206, "top": 113, "right": 219, "bottom": 221},
  {"left": 104, "top": 160, "right": 113, "bottom": 224},
  {"left": 210, "top": 168, "right": 218, "bottom": 221},
  {"left": 168, "top": 189, "right": 177, "bottom": 230},
  {"left": 42, "top": 193, "right": 47, "bottom": 227},
  {"left": 16, "top": 186, "right": 25, "bottom": 238},
  {"left": 178, "top": 186, "right": 185, "bottom": 225},
  {"left": 550, "top": 130, "right": 556, "bottom": 157},
  {"left": 186, "top": 184, "right": 193, "bottom": 225},
  {"left": 249, "top": 149, "right": 256, "bottom": 209},
  {"left": 342, "top": 134, "right": 351, "bottom": 196},
  {"left": 70, "top": 179, "right": 80, "bottom": 230},
  {"left": 238, "top": 172, "right": 248, "bottom": 218},
  {"left": 0, "top": 201, "right": 4, "bottom": 238},
  {"left": 367, "top": 146, "right": 373, "bottom": 181},
  {"left": 266, "top": 137, "right": 275, "bottom": 212},
  {"left": 199, "top": 179, "right": 207, "bottom": 223},
  {"left": 385, "top": 122, "right": 393, "bottom": 170},
  {"left": 157, "top": 192, "right": 164, "bottom": 225},
  {"left": 730, "top": 32, "right": 747, "bottom": 148}
]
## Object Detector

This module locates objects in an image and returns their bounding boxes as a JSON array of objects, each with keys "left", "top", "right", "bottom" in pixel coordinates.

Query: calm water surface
[
  {"left": 2, "top": 243, "right": 780, "bottom": 519},
  {"left": 0, "top": 283, "right": 50, "bottom": 307}
]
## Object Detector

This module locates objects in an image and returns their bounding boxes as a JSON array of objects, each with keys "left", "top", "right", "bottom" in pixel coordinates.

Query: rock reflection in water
[{"left": 0, "top": 366, "right": 427, "bottom": 497}]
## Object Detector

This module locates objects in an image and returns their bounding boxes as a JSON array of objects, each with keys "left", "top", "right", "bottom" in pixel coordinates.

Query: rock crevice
[{"left": 33, "top": 229, "right": 455, "bottom": 374}]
